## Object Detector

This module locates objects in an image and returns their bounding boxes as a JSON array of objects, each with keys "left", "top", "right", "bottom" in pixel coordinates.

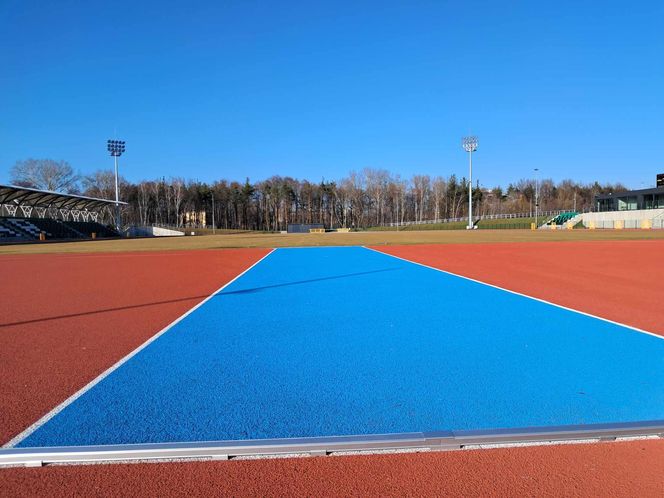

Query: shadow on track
[
  {"left": 1, "top": 268, "right": 401, "bottom": 328},
  {"left": 217, "top": 267, "right": 400, "bottom": 295},
  {"left": 0, "top": 295, "right": 210, "bottom": 329}
]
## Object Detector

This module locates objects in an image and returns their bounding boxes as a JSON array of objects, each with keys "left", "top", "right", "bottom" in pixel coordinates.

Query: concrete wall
[
  {"left": 127, "top": 226, "right": 185, "bottom": 237},
  {"left": 581, "top": 209, "right": 664, "bottom": 229}
]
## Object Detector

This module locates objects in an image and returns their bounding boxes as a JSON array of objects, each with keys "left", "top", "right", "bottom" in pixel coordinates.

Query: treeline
[{"left": 80, "top": 169, "right": 627, "bottom": 230}]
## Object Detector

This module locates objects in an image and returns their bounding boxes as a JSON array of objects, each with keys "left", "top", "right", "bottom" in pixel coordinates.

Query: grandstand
[{"left": 0, "top": 184, "right": 123, "bottom": 242}]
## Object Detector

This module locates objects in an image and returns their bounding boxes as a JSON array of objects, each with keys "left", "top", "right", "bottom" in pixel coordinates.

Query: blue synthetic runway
[{"left": 17, "top": 246, "right": 664, "bottom": 447}]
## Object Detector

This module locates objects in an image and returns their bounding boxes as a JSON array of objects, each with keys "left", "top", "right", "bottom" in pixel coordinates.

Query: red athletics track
[
  {"left": 3, "top": 241, "right": 664, "bottom": 496},
  {"left": 2, "top": 439, "right": 664, "bottom": 497},
  {"left": 0, "top": 248, "right": 270, "bottom": 445},
  {"left": 373, "top": 240, "right": 664, "bottom": 336}
]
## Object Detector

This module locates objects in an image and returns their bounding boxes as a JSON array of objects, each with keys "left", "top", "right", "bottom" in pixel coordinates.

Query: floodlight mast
[
  {"left": 107, "top": 139, "right": 126, "bottom": 231},
  {"left": 462, "top": 136, "right": 478, "bottom": 229},
  {"left": 535, "top": 168, "right": 540, "bottom": 228},
  {"left": 534, "top": 168, "right": 539, "bottom": 229}
]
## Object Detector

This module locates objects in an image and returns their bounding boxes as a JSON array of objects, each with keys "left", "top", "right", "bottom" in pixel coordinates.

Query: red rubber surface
[
  {"left": 0, "top": 248, "right": 270, "bottom": 445},
  {"left": 373, "top": 240, "right": 664, "bottom": 336},
  {"left": 2, "top": 241, "right": 663, "bottom": 496},
  {"left": 2, "top": 439, "right": 664, "bottom": 497}
]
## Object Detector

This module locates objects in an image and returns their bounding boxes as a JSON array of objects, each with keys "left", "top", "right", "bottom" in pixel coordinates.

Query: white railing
[{"left": 385, "top": 210, "right": 568, "bottom": 227}]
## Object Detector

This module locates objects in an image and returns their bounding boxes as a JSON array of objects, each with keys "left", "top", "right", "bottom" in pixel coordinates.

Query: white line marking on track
[
  {"left": 4, "top": 248, "right": 277, "bottom": 449},
  {"left": 363, "top": 246, "right": 663, "bottom": 342}
]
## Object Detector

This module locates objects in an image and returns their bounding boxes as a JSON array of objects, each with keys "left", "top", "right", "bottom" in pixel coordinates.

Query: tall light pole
[
  {"left": 107, "top": 139, "right": 126, "bottom": 231},
  {"left": 462, "top": 136, "right": 478, "bottom": 229},
  {"left": 534, "top": 167, "right": 539, "bottom": 228}
]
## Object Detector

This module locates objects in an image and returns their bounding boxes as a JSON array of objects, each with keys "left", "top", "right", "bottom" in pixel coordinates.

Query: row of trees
[{"left": 9, "top": 159, "right": 628, "bottom": 230}]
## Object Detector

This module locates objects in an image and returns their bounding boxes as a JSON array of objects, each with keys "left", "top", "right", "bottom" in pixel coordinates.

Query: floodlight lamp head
[
  {"left": 462, "top": 136, "right": 478, "bottom": 152},
  {"left": 107, "top": 138, "right": 126, "bottom": 157}
]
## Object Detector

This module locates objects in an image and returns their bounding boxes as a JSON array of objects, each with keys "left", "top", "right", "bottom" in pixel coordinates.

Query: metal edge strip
[{"left": 1, "top": 420, "right": 663, "bottom": 467}]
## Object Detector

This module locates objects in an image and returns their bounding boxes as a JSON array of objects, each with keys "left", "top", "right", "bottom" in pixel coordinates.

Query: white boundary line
[
  {"left": 363, "top": 246, "right": 664, "bottom": 341},
  {"left": 4, "top": 248, "right": 277, "bottom": 449}
]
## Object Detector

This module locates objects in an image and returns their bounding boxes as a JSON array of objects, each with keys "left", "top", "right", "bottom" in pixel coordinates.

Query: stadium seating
[
  {"left": 0, "top": 218, "right": 32, "bottom": 239},
  {"left": 26, "top": 218, "right": 80, "bottom": 239},
  {"left": 2, "top": 218, "right": 47, "bottom": 239},
  {"left": 61, "top": 221, "right": 119, "bottom": 238},
  {"left": 547, "top": 212, "right": 578, "bottom": 226},
  {"left": 0, "top": 217, "right": 120, "bottom": 241}
]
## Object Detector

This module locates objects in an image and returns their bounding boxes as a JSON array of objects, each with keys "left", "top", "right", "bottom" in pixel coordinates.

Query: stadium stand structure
[
  {"left": 0, "top": 217, "right": 120, "bottom": 241},
  {"left": 0, "top": 184, "right": 124, "bottom": 242},
  {"left": 546, "top": 211, "right": 579, "bottom": 226},
  {"left": 584, "top": 181, "right": 664, "bottom": 229},
  {"left": 0, "top": 218, "right": 32, "bottom": 240}
]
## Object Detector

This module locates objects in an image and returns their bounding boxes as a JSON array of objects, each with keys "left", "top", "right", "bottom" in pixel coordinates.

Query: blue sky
[{"left": 1, "top": 1, "right": 663, "bottom": 189}]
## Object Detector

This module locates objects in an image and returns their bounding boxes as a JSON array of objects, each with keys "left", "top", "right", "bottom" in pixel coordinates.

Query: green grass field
[{"left": 1, "top": 228, "right": 664, "bottom": 255}]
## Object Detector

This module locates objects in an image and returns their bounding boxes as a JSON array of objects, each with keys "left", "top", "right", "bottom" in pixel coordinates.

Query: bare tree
[
  {"left": 151, "top": 181, "right": 162, "bottom": 225},
  {"left": 82, "top": 169, "right": 128, "bottom": 201},
  {"left": 137, "top": 182, "right": 151, "bottom": 226},
  {"left": 70, "top": 169, "right": 629, "bottom": 229},
  {"left": 431, "top": 176, "right": 447, "bottom": 221},
  {"left": 10, "top": 159, "right": 79, "bottom": 193},
  {"left": 172, "top": 178, "right": 185, "bottom": 227},
  {"left": 411, "top": 175, "right": 431, "bottom": 222}
]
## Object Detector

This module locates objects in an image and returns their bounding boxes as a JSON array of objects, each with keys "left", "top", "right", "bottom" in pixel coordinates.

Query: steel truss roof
[{"left": 0, "top": 184, "right": 127, "bottom": 212}]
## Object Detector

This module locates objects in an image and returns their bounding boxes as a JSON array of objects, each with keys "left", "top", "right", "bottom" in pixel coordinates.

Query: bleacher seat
[
  {"left": 548, "top": 212, "right": 578, "bottom": 226},
  {"left": 6, "top": 218, "right": 48, "bottom": 238},
  {"left": 27, "top": 218, "right": 81, "bottom": 239},
  {"left": 0, "top": 217, "right": 120, "bottom": 241},
  {"left": 0, "top": 219, "right": 31, "bottom": 239},
  {"left": 61, "top": 221, "right": 119, "bottom": 238}
]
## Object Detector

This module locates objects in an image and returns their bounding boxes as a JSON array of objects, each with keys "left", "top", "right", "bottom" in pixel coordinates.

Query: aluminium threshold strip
[{"left": 1, "top": 419, "right": 663, "bottom": 467}]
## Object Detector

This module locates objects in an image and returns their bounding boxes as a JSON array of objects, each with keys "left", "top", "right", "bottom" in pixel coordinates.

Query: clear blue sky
[{"left": 1, "top": 1, "right": 663, "bottom": 189}]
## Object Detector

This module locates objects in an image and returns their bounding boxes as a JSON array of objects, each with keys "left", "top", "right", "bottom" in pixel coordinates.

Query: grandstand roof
[{"left": 0, "top": 184, "right": 127, "bottom": 211}]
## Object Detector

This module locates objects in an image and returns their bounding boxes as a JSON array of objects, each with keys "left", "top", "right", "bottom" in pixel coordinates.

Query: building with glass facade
[{"left": 595, "top": 186, "right": 664, "bottom": 212}]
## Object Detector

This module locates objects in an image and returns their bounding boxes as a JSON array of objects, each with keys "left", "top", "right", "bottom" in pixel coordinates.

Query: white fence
[{"left": 386, "top": 210, "right": 567, "bottom": 227}]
